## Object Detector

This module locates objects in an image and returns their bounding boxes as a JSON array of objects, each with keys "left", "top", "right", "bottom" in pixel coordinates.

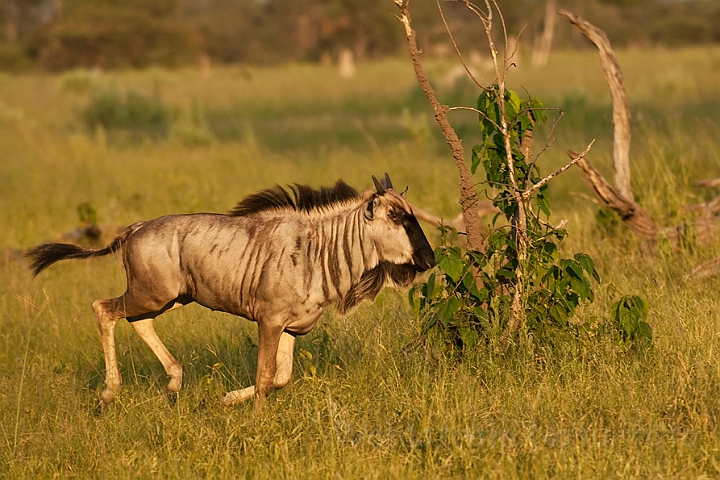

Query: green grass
[{"left": 3, "top": 47, "right": 720, "bottom": 478}]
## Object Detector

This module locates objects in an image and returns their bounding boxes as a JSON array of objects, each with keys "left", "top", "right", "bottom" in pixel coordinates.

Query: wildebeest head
[{"left": 363, "top": 173, "right": 436, "bottom": 272}]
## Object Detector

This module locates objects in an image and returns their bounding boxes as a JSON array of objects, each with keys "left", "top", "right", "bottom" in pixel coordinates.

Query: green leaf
[
  {"left": 637, "top": 321, "right": 653, "bottom": 342},
  {"left": 569, "top": 276, "right": 591, "bottom": 301},
  {"left": 473, "top": 306, "right": 488, "bottom": 321},
  {"left": 462, "top": 269, "right": 476, "bottom": 290},
  {"left": 633, "top": 296, "right": 649, "bottom": 320},
  {"left": 459, "top": 326, "right": 479, "bottom": 350},
  {"left": 575, "top": 253, "right": 600, "bottom": 282},
  {"left": 527, "top": 97, "right": 547, "bottom": 124},
  {"left": 550, "top": 305, "right": 568, "bottom": 325},
  {"left": 611, "top": 295, "right": 649, "bottom": 341},
  {"left": 438, "top": 247, "right": 463, "bottom": 283},
  {"left": 518, "top": 112, "right": 533, "bottom": 134},
  {"left": 438, "top": 297, "right": 461, "bottom": 326},
  {"left": 477, "top": 88, "right": 502, "bottom": 136},
  {"left": 496, "top": 268, "right": 517, "bottom": 282},
  {"left": 471, "top": 286, "right": 490, "bottom": 303},
  {"left": 468, "top": 250, "right": 488, "bottom": 269},
  {"left": 537, "top": 196, "right": 551, "bottom": 217},
  {"left": 506, "top": 89, "right": 521, "bottom": 120},
  {"left": 542, "top": 241, "right": 558, "bottom": 260},
  {"left": 620, "top": 309, "right": 639, "bottom": 338},
  {"left": 423, "top": 273, "right": 436, "bottom": 301},
  {"left": 563, "top": 259, "right": 585, "bottom": 279},
  {"left": 471, "top": 145, "right": 483, "bottom": 175}
]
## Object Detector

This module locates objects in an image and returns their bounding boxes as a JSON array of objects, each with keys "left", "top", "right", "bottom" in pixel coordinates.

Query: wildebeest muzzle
[{"left": 405, "top": 215, "right": 436, "bottom": 272}]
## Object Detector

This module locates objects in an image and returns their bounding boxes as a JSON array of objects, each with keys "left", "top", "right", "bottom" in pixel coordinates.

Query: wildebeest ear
[
  {"left": 364, "top": 195, "right": 379, "bottom": 220},
  {"left": 372, "top": 175, "right": 385, "bottom": 195}
]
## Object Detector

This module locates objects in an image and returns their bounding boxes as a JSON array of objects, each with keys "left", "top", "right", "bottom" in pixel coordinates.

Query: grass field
[{"left": 3, "top": 45, "right": 720, "bottom": 478}]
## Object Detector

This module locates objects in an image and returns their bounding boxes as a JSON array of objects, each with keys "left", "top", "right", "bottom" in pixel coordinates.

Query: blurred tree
[
  {"left": 1, "top": 0, "right": 720, "bottom": 71},
  {"left": 23, "top": 0, "right": 198, "bottom": 70},
  {"left": 179, "top": 0, "right": 275, "bottom": 63}
]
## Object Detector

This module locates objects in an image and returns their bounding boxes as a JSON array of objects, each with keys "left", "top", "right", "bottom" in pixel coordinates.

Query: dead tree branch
[
  {"left": 523, "top": 140, "right": 595, "bottom": 200},
  {"left": 692, "top": 257, "right": 720, "bottom": 281},
  {"left": 569, "top": 150, "right": 659, "bottom": 240},
  {"left": 559, "top": 9, "right": 720, "bottom": 265},
  {"left": 558, "top": 9, "right": 633, "bottom": 202},
  {"left": 558, "top": 10, "right": 661, "bottom": 242},
  {"left": 695, "top": 178, "right": 720, "bottom": 188},
  {"left": 569, "top": 147, "right": 720, "bottom": 267}
]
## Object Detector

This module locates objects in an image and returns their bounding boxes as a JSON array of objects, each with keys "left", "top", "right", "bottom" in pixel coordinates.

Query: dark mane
[{"left": 229, "top": 180, "right": 360, "bottom": 217}]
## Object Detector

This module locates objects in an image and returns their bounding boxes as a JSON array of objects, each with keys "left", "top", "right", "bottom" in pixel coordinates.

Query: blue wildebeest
[{"left": 26, "top": 174, "right": 436, "bottom": 410}]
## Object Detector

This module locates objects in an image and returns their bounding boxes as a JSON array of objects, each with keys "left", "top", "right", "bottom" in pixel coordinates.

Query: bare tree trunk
[
  {"left": 395, "top": 1, "right": 485, "bottom": 253},
  {"left": 531, "top": 0, "right": 557, "bottom": 68}
]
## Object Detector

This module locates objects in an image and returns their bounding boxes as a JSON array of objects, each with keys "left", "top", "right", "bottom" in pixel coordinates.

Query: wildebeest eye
[{"left": 388, "top": 210, "right": 402, "bottom": 223}]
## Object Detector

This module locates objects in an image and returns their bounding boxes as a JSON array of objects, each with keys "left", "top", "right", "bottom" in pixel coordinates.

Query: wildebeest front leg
[
  {"left": 273, "top": 331, "right": 297, "bottom": 388},
  {"left": 222, "top": 330, "right": 296, "bottom": 408},
  {"left": 131, "top": 318, "right": 183, "bottom": 400}
]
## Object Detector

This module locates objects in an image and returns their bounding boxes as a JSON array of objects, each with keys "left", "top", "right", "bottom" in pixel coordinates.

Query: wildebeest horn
[
  {"left": 383, "top": 172, "right": 394, "bottom": 190},
  {"left": 372, "top": 175, "right": 385, "bottom": 194}
]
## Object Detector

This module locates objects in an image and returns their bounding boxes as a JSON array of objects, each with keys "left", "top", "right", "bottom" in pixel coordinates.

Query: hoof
[
  {"left": 99, "top": 388, "right": 116, "bottom": 405},
  {"left": 221, "top": 392, "right": 239, "bottom": 407},
  {"left": 94, "top": 399, "right": 107, "bottom": 415},
  {"left": 167, "top": 378, "right": 182, "bottom": 395},
  {"left": 166, "top": 390, "right": 178, "bottom": 406},
  {"left": 166, "top": 365, "right": 183, "bottom": 393},
  {"left": 222, "top": 386, "right": 256, "bottom": 406}
]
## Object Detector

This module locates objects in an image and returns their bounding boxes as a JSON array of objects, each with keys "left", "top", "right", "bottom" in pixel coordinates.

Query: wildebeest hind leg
[
  {"left": 92, "top": 297, "right": 126, "bottom": 405},
  {"left": 94, "top": 294, "right": 185, "bottom": 406},
  {"left": 131, "top": 318, "right": 183, "bottom": 401}
]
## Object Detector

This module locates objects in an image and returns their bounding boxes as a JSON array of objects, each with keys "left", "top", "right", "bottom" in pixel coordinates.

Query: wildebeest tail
[{"left": 25, "top": 222, "right": 144, "bottom": 277}]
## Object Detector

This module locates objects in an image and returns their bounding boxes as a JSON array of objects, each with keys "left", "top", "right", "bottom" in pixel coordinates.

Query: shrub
[
  {"left": 82, "top": 85, "right": 170, "bottom": 139},
  {"left": 409, "top": 87, "right": 601, "bottom": 353},
  {"left": 611, "top": 295, "right": 652, "bottom": 348},
  {"left": 169, "top": 99, "right": 215, "bottom": 148}
]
